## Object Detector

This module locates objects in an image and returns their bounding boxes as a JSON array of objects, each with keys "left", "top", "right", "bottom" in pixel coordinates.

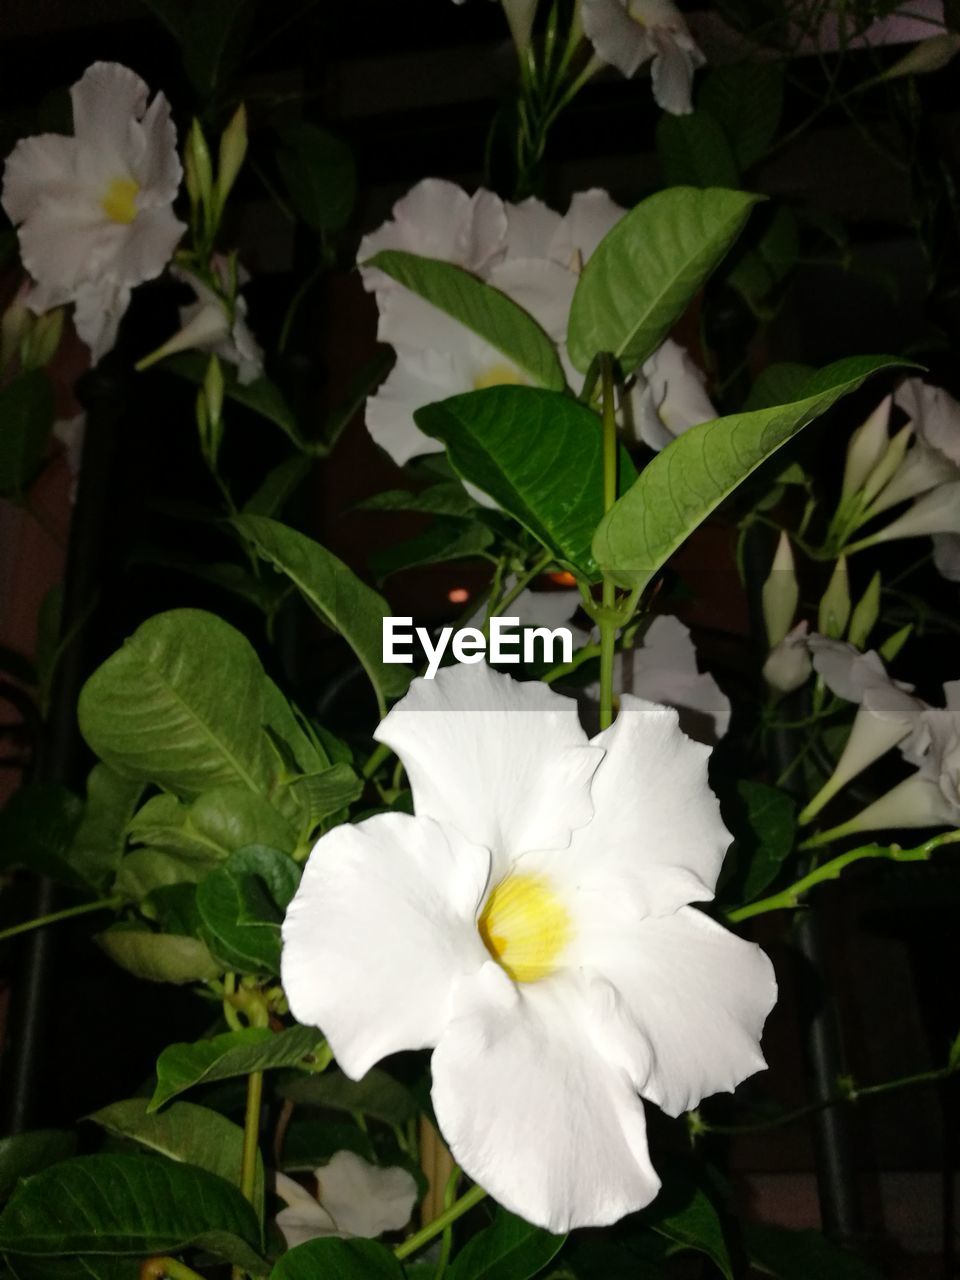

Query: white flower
[
  {"left": 581, "top": 0, "right": 706, "bottom": 114},
  {"left": 282, "top": 663, "right": 775, "bottom": 1232},
  {"left": 53, "top": 413, "right": 86, "bottom": 504},
  {"left": 763, "top": 621, "right": 812, "bottom": 696},
  {"left": 2, "top": 62, "right": 185, "bottom": 362},
  {"left": 154, "top": 255, "right": 263, "bottom": 385},
  {"left": 275, "top": 1151, "right": 417, "bottom": 1249},
  {"left": 629, "top": 339, "right": 716, "bottom": 451}
]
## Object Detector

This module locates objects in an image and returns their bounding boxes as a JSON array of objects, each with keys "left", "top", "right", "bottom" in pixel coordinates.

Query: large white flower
[
  {"left": 282, "top": 663, "right": 775, "bottom": 1232},
  {"left": 2, "top": 62, "right": 185, "bottom": 362},
  {"left": 581, "top": 0, "right": 706, "bottom": 114},
  {"left": 275, "top": 1151, "right": 417, "bottom": 1249}
]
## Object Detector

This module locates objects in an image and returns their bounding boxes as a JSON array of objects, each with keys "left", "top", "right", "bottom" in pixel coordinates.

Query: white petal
[
  {"left": 630, "top": 340, "right": 714, "bottom": 448},
  {"left": 70, "top": 62, "right": 148, "bottom": 160},
  {"left": 763, "top": 621, "right": 813, "bottom": 695},
  {"left": 73, "top": 279, "right": 131, "bottom": 362},
  {"left": 316, "top": 1152, "right": 417, "bottom": 1238},
  {"left": 365, "top": 349, "right": 459, "bottom": 466},
  {"left": 14, "top": 199, "right": 123, "bottom": 300},
  {"left": 895, "top": 377, "right": 960, "bottom": 466},
  {"left": 486, "top": 257, "right": 576, "bottom": 343},
  {"left": 2, "top": 134, "right": 84, "bottom": 226},
  {"left": 281, "top": 812, "right": 490, "bottom": 1079},
  {"left": 431, "top": 963, "right": 660, "bottom": 1231},
  {"left": 589, "top": 907, "right": 775, "bottom": 1116},
  {"left": 842, "top": 396, "right": 892, "bottom": 498},
  {"left": 933, "top": 532, "right": 960, "bottom": 582},
  {"left": 551, "top": 189, "right": 626, "bottom": 266},
  {"left": 840, "top": 772, "right": 957, "bottom": 833},
  {"left": 375, "top": 664, "right": 602, "bottom": 870},
  {"left": 275, "top": 1173, "right": 339, "bottom": 1248},
  {"left": 110, "top": 205, "right": 186, "bottom": 288},
  {"left": 503, "top": 197, "right": 564, "bottom": 259},
  {"left": 513, "top": 587, "right": 582, "bottom": 630},
  {"left": 581, "top": 0, "right": 654, "bottom": 76},
  {"left": 867, "top": 440, "right": 956, "bottom": 515},
  {"left": 526, "top": 695, "right": 731, "bottom": 914},
  {"left": 132, "top": 88, "right": 182, "bottom": 204},
  {"left": 650, "top": 32, "right": 703, "bottom": 115},
  {"left": 873, "top": 481, "right": 960, "bottom": 542},
  {"left": 825, "top": 703, "right": 920, "bottom": 797}
]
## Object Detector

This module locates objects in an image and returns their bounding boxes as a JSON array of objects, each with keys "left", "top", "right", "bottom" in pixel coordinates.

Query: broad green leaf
[
  {"left": 355, "top": 484, "right": 478, "bottom": 517},
  {"left": 272, "top": 1237, "right": 404, "bottom": 1280},
  {"left": 644, "top": 1171, "right": 733, "bottom": 1280},
  {"left": 0, "top": 371, "right": 55, "bottom": 497},
  {"left": 0, "top": 1132, "right": 76, "bottom": 1202},
  {"left": 278, "top": 1067, "right": 418, "bottom": 1127},
  {"left": 196, "top": 845, "right": 299, "bottom": 975},
  {"left": 88, "top": 1098, "right": 264, "bottom": 1218},
  {"left": 567, "top": 187, "right": 760, "bottom": 373},
  {"left": 699, "top": 62, "right": 785, "bottom": 171},
  {"left": 727, "top": 205, "right": 799, "bottom": 318},
  {"left": 655, "top": 111, "right": 740, "bottom": 189},
  {"left": 746, "top": 1224, "right": 882, "bottom": 1279},
  {"left": 371, "top": 518, "right": 493, "bottom": 581},
  {"left": 415, "top": 386, "right": 636, "bottom": 579},
  {"left": 150, "top": 1025, "right": 328, "bottom": 1110},
  {"left": 736, "top": 780, "right": 797, "bottom": 901},
  {"left": 145, "top": 883, "right": 203, "bottom": 937},
  {"left": 67, "top": 766, "right": 143, "bottom": 892},
  {"left": 744, "top": 362, "right": 815, "bottom": 411},
  {"left": 78, "top": 609, "right": 273, "bottom": 799},
  {"left": 0, "top": 1154, "right": 265, "bottom": 1273},
  {"left": 594, "top": 356, "right": 905, "bottom": 589},
  {"left": 285, "top": 763, "right": 363, "bottom": 834},
  {"left": 244, "top": 455, "right": 312, "bottom": 518},
  {"left": 366, "top": 250, "right": 566, "bottom": 392},
  {"left": 0, "top": 783, "right": 84, "bottom": 886},
  {"left": 96, "top": 925, "right": 220, "bottom": 985},
  {"left": 114, "top": 848, "right": 206, "bottom": 900},
  {"left": 182, "top": 0, "right": 253, "bottom": 97},
  {"left": 447, "top": 1208, "right": 565, "bottom": 1280},
  {"left": 233, "top": 516, "right": 412, "bottom": 715},
  {"left": 276, "top": 123, "right": 356, "bottom": 233},
  {"left": 280, "top": 1118, "right": 375, "bottom": 1170}
]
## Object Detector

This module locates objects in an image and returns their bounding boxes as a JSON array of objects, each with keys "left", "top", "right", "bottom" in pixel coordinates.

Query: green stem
[
  {"left": 362, "top": 741, "right": 392, "bottom": 779},
  {"left": 141, "top": 1258, "right": 208, "bottom": 1280},
  {"left": 542, "top": 642, "right": 602, "bottom": 685},
  {"left": 394, "top": 1184, "right": 488, "bottom": 1261},
  {"left": 598, "top": 354, "right": 618, "bottom": 732},
  {"left": 727, "top": 829, "right": 960, "bottom": 923},
  {"left": 240, "top": 1069, "right": 264, "bottom": 1208},
  {"left": 488, "top": 550, "right": 554, "bottom": 622},
  {"left": 0, "top": 896, "right": 121, "bottom": 944}
]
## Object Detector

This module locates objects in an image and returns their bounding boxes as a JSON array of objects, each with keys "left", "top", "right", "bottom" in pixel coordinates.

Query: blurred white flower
[
  {"left": 630, "top": 338, "right": 716, "bottom": 451},
  {"left": 580, "top": 0, "right": 706, "bottom": 114},
  {"left": 282, "top": 663, "right": 775, "bottom": 1232},
  {"left": 275, "top": 1151, "right": 417, "bottom": 1249},
  {"left": 53, "top": 413, "right": 86, "bottom": 504},
  {"left": 2, "top": 62, "right": 185, "bottom": 362},
  {"left": 153, "top": 255, "right": 263, "bottom": 385}
]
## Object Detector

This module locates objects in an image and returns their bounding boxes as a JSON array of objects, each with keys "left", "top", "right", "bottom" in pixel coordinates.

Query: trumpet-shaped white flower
[
  {"left": 282, "top": 663, "right": 775, "bottom": 1232},
  {"left": 2, "top": 62, "right": 185, "bottom": 362},
  {"left": 170, "top": 256, "right": 263, "bottom": 385},
  {"left": 630, "top": 339, "right": 716, "bottom": 451},
  {"left": 581, "top": 0, "right": 706, "bottom": 114},
  {"left": 275, "top": 1151, "right": 417, "bottom": 1249}
]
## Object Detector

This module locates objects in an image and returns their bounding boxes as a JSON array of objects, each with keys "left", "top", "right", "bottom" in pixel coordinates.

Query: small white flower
[
  {"left": 2, "top": 62, "right": 185, "bottom": 362},
  {"left": 275, "top": 1151, "right": 417, "bottom": 1249},
  {"left": 282, "top": 663, "right": 775, "bottom": 1232},
  {"left": 581, "top": 0, "right": 706, "bottom": 114},
  {"left": 169, "top": 256, "right": 263, "bottom": 385},
  {"left": 629, "top": 338, "right": 716, "bottom": 451}
]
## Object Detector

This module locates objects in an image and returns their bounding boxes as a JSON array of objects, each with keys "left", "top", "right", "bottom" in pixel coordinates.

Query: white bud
[
  {"left": 818, "top": 556, "right": 851, "bottom": 640},
  {"left": 761, "top": 531, "right": 798, "bottom": 648},
  {"left": 842, "top": 395, "right": 891, "bottom": 498}
]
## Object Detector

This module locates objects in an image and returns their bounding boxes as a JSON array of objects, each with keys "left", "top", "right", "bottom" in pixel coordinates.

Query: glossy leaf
[
  {"left": 276, "top": 123, "right": 356, "bottom": 233},
  {"left": 355, "top": 484, "right": 477, "bottom": 517},
  {"left": 150, "top": 1025, "right": 328, "bottom": 1110},
  {"left": 5, "top": 1255, "right": 136, "bottom": 1280},
  {"left": 234, "top": 516, "right": 412, "bottom": 715},
  {"left": 95, "top": 925, "right": 220, "bottom": 985},
  {"left": 126, "top": 786, "right": 297, "bottom": 869},
  {"left": 699, "top": 62, "right": 785, "bottom": 171},
  {"left": 744, "top": 362, "right": 815, "bottom": 411},
  {"left": 67, "top": 765, "right": 143, "bottom": 892},
  {"left": 0, "top": 1154, "right": 266, "bottom": 1273},
  {"left": 370, "top": 518, "right": 493, "bottom": 581},
  {"left": 0, "top": 1132, "right": 76, "bottom": 1202},
  {"left": 447, "top": 1208, "right": 565, "bottom": 1280},
  {"left": 244, "top": 455, "right": 312, "bottom": 518},
  {"left": 416, "top": 386, "right": 636, "bottom": 579},
  {"left": 645, "top": 1173, "right": 733, "bottom": 1280},
  {"left": 271, "top": 1237, "right": 404, "bottom": 1280},
  {"left": 278, "top": 1067, "right": 418, "bottom": 1126},
  {"left": 567, "top": 187, "right": 760, "bottom": 373},
  {"left": 78, "top": 609, "right": 273, "bottom": 799},
  {"left": 285, "top": 762, "right": 363, "bottom": 834},
  {"left": 366, "top": 250, "right": 566, "bottom": 391},
  {"left": 655, "top": 111, "right": 740, "bottom": 189},
  {"left": 0, "top": 371, "right": 55, "bottom": 497},
  {"left": 594, "top": 356, "right": 904, "bottom": 589},
  {"left": 736, "top": 780, "right": 797, "bottom": 900},
  {"left": 196, "top": 845, "right": 299, "bottom": 975}
]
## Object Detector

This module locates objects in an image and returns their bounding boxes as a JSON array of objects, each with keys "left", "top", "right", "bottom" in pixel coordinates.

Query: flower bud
[
  {"left": 501, "top": 0, "right": 539, "bottom": 53},
  {"left": 880, "top": 33, "right": 960, "bottom": 80},
  {"left": 216, "top": 104, "right": 248, "bottom": 215},
  {"left": 847, "top": 571, "right": 881, "bottom": 650},
  {"left": 0, "top": 282, "right": 30, "bottom": 371},
  {"left": 842, "top": 395, "right": 890, "bottom": 498},
  {"left": 818, "top": 556, "right": 850, "bottom": 640},
  {"left": 186, "top": 118, "right": 214, "bottom": 215},
  {"left": 763, "top": 622, "right": 812, "bottom": 696},
  {"left": 203, "top": 353, "right": 225, "bottom": 431},
  {"left": 879, "top": 623, "right": 912, "bottom": 663},
  {"left": 861, "top": 422, "right": 913, "bottom": 507},
  {"left": 21, "top": 307, "right": 64, "bottom": 370},
  {"left": 761, "top": 531, "right": 798, "bottom": 648}
]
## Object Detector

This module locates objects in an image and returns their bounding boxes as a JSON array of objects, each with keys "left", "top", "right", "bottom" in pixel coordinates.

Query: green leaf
[
  {"left": 699, "top": 62, "right": 785, "bottom": 171},
  {"left": 727, "top": 205, "right": 799, "bottom": 317},
  {"left": 744, "top": 362, "right": 816, "bottom": 411},
  {"left": 365, "top": 250, "right": 566, "bottom": 392},
  {"left": 285, "top": 762, "right": 363, "bottom": 834},
  {"left": 244, "top": 455, "right": 312, "bottom": 518},
  {"left": 196, "top": 845, "right": 299, "bottom": 976},
  {"left": 276, "top": 123, "right": 356, "bottom": 233},
  {"left": 655, "top": 111, "right": 740, "bottom": 189},
  {"left": 150, "top": 1025, "right": 328, "bottom": 1110},
  {"left": 0, "top": 1155, "right": 265, "bottom": 1273},
  {"left": 233, "top": 516, "right": 412, "bottom": 715},
  {"left": 182, "top": 0, "right": 254, "bottom": 98},
  {"left": 0, "top": 371, "right": 55, "bottom": 497},
  {"left": 735, "top": 780, "right": 797, "bottom": 901},
  {"left": 271, "top": 1237, "right": 404, "bottom": 1280},
  {"left": 645, "top": 1173, "right": 733, "bottom": 1280},
  {"left": 0, "top": 783, "right": 83, "bottom": 886},
  {"left": 78, "top": 609, "right": 273, "bottom": 799},
  {"left": 0, "top": 1132, "right": 76, "bottom": 1202},
  {"left": 145, "top": 883, "right": 203, "bottom": 937},
  {"left": 6, "top": 1255, "right": 136, "bottom": 1280},
  {"left": 567, "top": 188, "right": 760, "bottom": 374},
  {"left": 278, "top": 1067, "right": 418, "bottom": 1127},
  {"left": 415, "top": 386, "right": 636, "bottom": 579},
  {"left": 95, "top": 925, "right": 220, "bottom": 985},
  {"left": 746, "top": 1224, "right": 882, "bottom": 1279},
  {"left": 594, "top": 355, "right": 906, "bottom": 589},
  {"left": 67, "top": 766, "right": 143, "bottom": 892},
  {"left": 355, "top": 484, "right": 477, "bottom": 517},
  {"left": 370, "top": 518, "right": 493, "bottom": 581},
  {"left": 88, "top": 1098, "right": 264, "bottom": 1219},
  {"left": 280, "top": 1118, "right": 375, "bottom": 1170},
  {"left": 447, "top": 1208, "right": 565, "bottom": 1280}
]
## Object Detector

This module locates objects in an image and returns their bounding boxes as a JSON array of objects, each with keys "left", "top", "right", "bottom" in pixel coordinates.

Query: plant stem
[
  {"left": 140, "top": 1259, "right": 207, "bottom": 1280},
  {"left": 542, "top": 642, "right": 602, "bottom": 684},
  {"left": 394, "top": 1183, "right": 488, "bottom": 1261},
  {"left": 727, "top": 829, "right": 960, "bottom": 923},
  {"left": 488, "top": 550, "right": 554, "bottom": 622},
  {"left": 0, "top": 896, "right": 122, "bottom": 944},
  {"left": 240, "top": 1069, "right": 264, "bottom": 1207},
  {"left": 598, "top": 354, "right": 618, "bottom": 731},
  {"left": 362, "top": 741, "right": 392, "bottom": 779}
]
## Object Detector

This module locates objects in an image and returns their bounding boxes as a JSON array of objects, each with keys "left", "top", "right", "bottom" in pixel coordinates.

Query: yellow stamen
[
  {"left": 101, "top": 177, "right": 140, "bottom": 225},
  {"left": 478, "top": 873, "right": 571, "bottom": 984},
  {"left": 473, "top": 363, "right": 528, "bottom": 391}
]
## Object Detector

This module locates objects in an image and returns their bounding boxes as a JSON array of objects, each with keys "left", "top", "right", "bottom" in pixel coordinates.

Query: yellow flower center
[
  {"left": 472, "top": 363, "right": 528, "bottom": 391},
  {"left": 101, "top": 177, "right": 140, "bottom": 224},
  {"left": 478, "top": 873, "right": 571, "bottom": 983}
]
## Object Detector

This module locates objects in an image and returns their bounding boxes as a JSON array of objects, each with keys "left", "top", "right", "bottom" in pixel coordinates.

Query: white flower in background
[
  {"left": 53, "top": 414, "right": 86, "bottom": 504},
  {"left": 763, "top": 621, "right": 812, "bottom": 696},
  {"left": 275, "top": 1151, "right": 417, "bottom": 1248},
  {"left": 581, "top": 0, "right": 706, "bottom": 114},
  {"left": 282, "top": 663, "right": 775, "bottom": 1232},
  {"left": 630, "top": 339, "right": 716, "bottom": 451},
  {"left": 147, "top": 256, "right": 263, "bottom": 385},
  {"left": 1, "top": 62, "right": 185, "bottom": 362}
]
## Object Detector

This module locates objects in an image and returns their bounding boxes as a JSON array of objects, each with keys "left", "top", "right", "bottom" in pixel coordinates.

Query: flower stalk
[
  {"left": 598, "top": 353, "right": 618, "bottom": 731},
  {"left": 394, "top": 1183, "right": 488, "bottom": 1261},
  {"left": 0, "top": 896, "right": 122, "bottom": 944}
]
